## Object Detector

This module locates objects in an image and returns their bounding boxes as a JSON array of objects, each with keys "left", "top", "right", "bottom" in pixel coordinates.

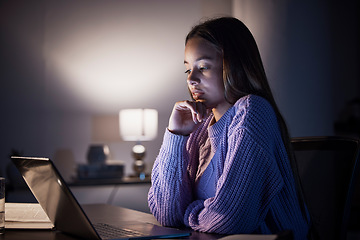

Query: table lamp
[{"left": 119, "top": 109, "right": 158, "bottom": 179}]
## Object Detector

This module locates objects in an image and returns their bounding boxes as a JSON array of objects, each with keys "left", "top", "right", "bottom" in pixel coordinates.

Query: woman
[{"left": 148, "top": 17, "right": 309, "bottom": 239}]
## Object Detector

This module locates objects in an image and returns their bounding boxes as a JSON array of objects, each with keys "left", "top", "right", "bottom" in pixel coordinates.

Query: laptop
[{"left": 11, "top": 156, "right": 191, "bottom": 240}]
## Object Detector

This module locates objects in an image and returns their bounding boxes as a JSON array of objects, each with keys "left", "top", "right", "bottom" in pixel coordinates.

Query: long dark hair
[{"left": 186, "top": 17, "right": 307, "bottom": 219}]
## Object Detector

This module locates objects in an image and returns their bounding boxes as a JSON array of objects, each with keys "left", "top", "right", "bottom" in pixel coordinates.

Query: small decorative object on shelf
[
  {"left": 87, "top": 145, "right": 110, "bottom": 165},
  {"left": 77, "top": 144, "right": 124, "bottom": 180}
]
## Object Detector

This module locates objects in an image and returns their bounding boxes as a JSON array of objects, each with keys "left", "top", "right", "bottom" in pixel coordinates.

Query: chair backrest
[{"left": 291, "top": 136, "right": 360, "bottom": 240}]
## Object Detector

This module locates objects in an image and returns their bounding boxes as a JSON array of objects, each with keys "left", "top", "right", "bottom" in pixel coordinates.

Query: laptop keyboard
[{"left": 94, "top": 223, "right": 146, "bottom": 239}]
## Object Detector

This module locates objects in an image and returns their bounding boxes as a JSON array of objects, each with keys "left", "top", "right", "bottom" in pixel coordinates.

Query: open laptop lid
[{"left": 11, "top": 156, "right": 101, "bottom": 240}]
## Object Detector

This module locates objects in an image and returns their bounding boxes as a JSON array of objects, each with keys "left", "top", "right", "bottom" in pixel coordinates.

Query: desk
[{"left": 1, "top": 204, "right": 224, "bottom": 240}]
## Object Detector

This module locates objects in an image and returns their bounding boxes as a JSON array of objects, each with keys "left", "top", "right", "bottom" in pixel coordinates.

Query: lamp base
[
  {"left": 132, "top": 160, "right": 147, "bottom": 180},
  {"left": 131, "top": 143, "right": 148, "bottom": 180},
  {"left": 129, "top": 172, "right": 149, "bottom": 181}
]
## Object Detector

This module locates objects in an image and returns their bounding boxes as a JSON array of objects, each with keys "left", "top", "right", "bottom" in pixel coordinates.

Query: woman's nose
[{"left": 187, "top": 71, "right": 200, "bottom": 85}]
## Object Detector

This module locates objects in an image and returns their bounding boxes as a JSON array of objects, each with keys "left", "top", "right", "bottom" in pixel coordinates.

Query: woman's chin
[{"left": 196, "top": 100, "right": 213, "bottom": 109}]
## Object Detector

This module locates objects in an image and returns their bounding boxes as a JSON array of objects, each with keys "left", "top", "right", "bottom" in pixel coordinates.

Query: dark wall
[{"left": 1, "top": 1, "right": 359, "bottom": 177}]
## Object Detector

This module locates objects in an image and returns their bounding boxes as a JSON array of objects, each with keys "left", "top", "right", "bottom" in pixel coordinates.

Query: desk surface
[{"left": 1, "top": 204, "right": 224, "bottom": 240}]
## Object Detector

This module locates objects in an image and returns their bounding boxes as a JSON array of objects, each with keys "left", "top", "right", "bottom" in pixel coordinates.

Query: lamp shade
[{"left": 119, "top": 109, "right": 158, "bottom": 141}]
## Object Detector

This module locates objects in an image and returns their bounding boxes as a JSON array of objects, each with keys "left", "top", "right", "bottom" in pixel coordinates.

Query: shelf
[{"left": 69, "top": 176, "right": 151, "bottom": 186}]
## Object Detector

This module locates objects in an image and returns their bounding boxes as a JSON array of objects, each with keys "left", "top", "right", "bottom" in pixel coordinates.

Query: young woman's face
[{"left": 184, "top": 37, "right": 227, "bottom": 110}]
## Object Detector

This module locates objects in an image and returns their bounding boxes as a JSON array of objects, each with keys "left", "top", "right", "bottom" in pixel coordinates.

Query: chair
[{"left": 291, "top": 136, "right": 360, "bottom": 240}]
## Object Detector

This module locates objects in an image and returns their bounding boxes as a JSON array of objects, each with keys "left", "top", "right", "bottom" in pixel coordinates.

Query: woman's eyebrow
[{"left": 184, "top": 56, "right": 214, "bottom": 64}]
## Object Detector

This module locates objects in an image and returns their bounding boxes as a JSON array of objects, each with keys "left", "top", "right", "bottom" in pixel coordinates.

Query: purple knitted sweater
[{"left": 148, "top": 95, "right": 309, "bottom": 240}]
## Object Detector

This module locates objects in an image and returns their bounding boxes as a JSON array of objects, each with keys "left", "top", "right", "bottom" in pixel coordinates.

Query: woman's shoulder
[
  {"left": 233, "top": 94, "right": 272, "bottom": 112},
  {"left": 230, "top": 94, "right": 277, "bottom": 131}
]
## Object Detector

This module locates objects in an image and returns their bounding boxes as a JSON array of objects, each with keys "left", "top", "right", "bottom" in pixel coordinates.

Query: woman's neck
[{"left": 212, "top": 102, "right": 232, "bottom": 122}]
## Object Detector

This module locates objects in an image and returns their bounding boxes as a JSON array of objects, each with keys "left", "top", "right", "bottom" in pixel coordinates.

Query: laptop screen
[{"left": 11, "top": 156, "right": 100, "bottom": 240}]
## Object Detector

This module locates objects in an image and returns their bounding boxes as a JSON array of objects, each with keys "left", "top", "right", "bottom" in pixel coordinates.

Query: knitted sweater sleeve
[
  {"left": 184, "top": 128, "right": 284, "bottom": 234},
  {"left": 147, "top": 129, "right": 193, "bottom": 227}
]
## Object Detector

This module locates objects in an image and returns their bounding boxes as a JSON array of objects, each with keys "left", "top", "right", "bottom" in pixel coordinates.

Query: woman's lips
[{"left": 191, "top": 89, "right": 204, "bottom": 99}]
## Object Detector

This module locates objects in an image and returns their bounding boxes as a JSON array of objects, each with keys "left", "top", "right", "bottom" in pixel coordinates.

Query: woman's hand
[{"left": 168, "top": 100, "right": 209, "bottom": 136}]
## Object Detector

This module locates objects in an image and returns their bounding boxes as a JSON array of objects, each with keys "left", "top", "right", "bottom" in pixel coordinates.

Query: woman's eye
[
  {"left": 199, "top": 66, "right": 208, "bottom": 71},
  {"left": 185, "top": 69, "right": 191, "bottom": 75}
]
